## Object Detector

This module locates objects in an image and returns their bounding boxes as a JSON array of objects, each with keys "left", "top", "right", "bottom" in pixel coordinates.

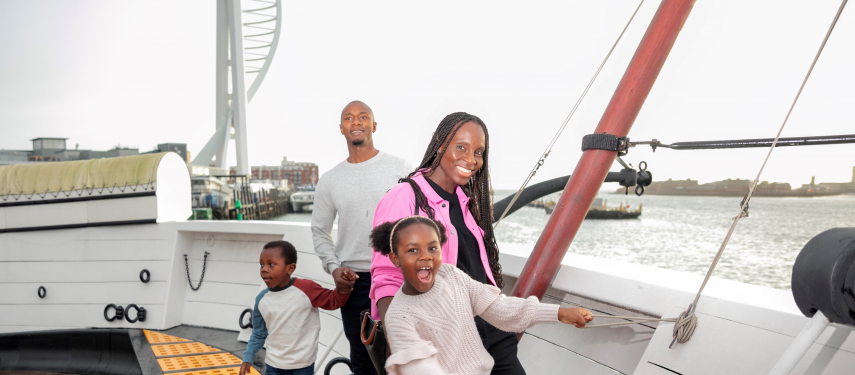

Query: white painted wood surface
[
  {"left": 155, "top": 152, "right": 191, "bottom": 222},
  {"left": 5, "top": 201, "right": 89, "bottom": 229},
  {"left": 87, "top": 196, "right": 158, "bottom": 223},
  {"left": 500, "top": 243, "right": 855, "bottom": 374}
]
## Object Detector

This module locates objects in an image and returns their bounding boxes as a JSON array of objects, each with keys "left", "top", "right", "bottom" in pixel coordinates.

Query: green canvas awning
[{"left": 0, "top": 153, "right": 168, "bottom": 196}]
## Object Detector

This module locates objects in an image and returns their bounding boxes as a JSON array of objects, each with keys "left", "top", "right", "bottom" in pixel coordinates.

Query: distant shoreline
[{"left": 611, "top": 190, "right": 846, "bottom": 198}]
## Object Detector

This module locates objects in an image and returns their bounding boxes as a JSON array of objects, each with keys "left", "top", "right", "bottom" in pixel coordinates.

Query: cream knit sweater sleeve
[
  {"left": 384, "top": 317, "right": 447, "bottom": 375},
  {"left": 456, "top": 267, "right": 560, "bottom": 332}
]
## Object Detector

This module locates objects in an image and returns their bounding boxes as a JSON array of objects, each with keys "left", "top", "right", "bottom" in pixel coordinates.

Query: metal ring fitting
[
  {"left": 125, "top": 304, "right": 146, "bottom": 323},
  {"left": 104, "top": 304, "right": 124, "bottom": 322},
  {"left": 239, "top": 308, "right": 253, "bottom": 329},
  {"left": 635, "top": 185, "right": 645, "bottom": 196},
  {"left": 140, "top": 269, "right": 150, "bottom": 283},
  {"left": 639, "top": 161, "right": 647, "bottom": 171},
  {"left": 38, "top": 286, "right": 46, "bottom": 299},
  {"left": 324, "top": 357, "right": 353, "bottom": 375}
]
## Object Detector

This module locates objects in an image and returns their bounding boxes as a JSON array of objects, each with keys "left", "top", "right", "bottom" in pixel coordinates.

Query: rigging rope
[
  {"left": 579, "top": 0, "right": 850, "bottom": 348},
  {"left": 493, "top": 0, "right": 645, "bottom": 228},
  {"left": 583, "top": 314, "right": 677, "bottom": 329}
]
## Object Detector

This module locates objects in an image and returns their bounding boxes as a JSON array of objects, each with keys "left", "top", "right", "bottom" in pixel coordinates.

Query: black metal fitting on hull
[
  {"left": 125, "top": 304, "right": 146, "bottom": 323},
  {"left": 791, "top": 228, "right": 855, "bottom": 326},
  {"left": 324, "top": 357, "right": 353, "bottom": 375},
  {"left": 104, "top": 304, "right": 125, "bottom": 322},
  {"left": 38, "top": 286, "right": 46, "bottom": 299},
  {"left": 139, "top": 269, "right": 150, "bottom": 283},
  {"left": 239, "top": 308, "right": 253, "bottom": 329}
]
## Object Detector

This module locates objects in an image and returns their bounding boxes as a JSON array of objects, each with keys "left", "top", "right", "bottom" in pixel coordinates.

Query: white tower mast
[{"left": 193, "top": 0, "right": 282, "bottom": 176}]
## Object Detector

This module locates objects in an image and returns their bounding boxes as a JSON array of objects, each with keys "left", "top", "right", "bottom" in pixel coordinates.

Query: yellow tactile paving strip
[
  {"left": 151, "top": 342, "right": 222, "bottom": 357},
  {"left": 157, "top": 353, "right": 242, "bottom": 372},
  {"left": 143, "top": 330, "right": 258, "bottom": 374},
  {"left": 170, "top": 367, "right": 262, "bottom": 375},
  {"left": 144, "top": 330, "right": 192, "bottom": 344}
]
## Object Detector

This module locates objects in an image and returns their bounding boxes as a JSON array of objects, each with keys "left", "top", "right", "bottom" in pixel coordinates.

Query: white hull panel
[{"left": 1, "top": 220, "right": 854, "bottom": 374}]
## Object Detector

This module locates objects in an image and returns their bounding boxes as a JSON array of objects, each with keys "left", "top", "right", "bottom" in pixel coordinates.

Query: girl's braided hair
[
  {"left": 399, "top": 112, "right": 504, "bottom": 288},
  {"left": 370, "top": 216, "right": 448, "bottom": 256}
]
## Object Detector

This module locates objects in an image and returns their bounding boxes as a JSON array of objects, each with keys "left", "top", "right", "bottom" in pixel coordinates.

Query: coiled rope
[
  {"left": 580, "top": 0, "right": 849, "bottom": 349},
  {"left": 493, "top": 0, "right": 646, "bottom": 228}
]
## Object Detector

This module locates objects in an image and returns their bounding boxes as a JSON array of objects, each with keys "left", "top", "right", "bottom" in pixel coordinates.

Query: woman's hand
[
  {"left": 558, "top": 307, "right": 593, "bottom": 328},
  {"left": 239, "top": 362, "right": 252, "bottom": 375}
]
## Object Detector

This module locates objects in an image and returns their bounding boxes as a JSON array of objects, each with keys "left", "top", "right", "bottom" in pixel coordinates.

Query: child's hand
[
  {"left": 341, "top": 268, "right": 359, "bottom": 282},
  {"left": 558, "top": 307, "right": 593, "bottom": 328},
  {"left": 332, "top": 267, "right": 358, "bottom": 294},
  {"left": 239, "top": 362, "right": 252, "bottom": 375}
]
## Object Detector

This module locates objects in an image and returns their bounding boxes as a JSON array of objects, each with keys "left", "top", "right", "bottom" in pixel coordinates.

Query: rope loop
[{"left": 670, "top": 304, "right": 698, "bottom": 347}]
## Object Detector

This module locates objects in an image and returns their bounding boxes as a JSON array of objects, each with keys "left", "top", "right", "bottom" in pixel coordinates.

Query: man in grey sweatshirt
[{"left": 312, "top": 100, "right": 411, "bottom": 375}]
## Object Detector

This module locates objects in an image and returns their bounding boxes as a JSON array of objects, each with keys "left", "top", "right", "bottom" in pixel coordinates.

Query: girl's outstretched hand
[{"left": 558, "top": 307, "right": 593, "bottom": 328}]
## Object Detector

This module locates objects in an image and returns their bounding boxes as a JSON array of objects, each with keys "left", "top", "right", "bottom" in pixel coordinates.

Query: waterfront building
[
  {"left": 814, "top": 167, "right": 855, "bottom": 194},
  {"left": 0, "top": 137, "right": 189, "bottom": 165},
  {"left": 231, "top": 157, "right": 319, "bottom": 187},
  {"left": 637, "top": 169, "right": 853, "bottom": 197},
  {"left": 142, "top": 143, "right": 189, "bottom": 162}
]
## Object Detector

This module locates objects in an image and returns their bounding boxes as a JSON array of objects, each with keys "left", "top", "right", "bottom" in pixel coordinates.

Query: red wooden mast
[{"left": 511, "top": 0, "right": 696, "bottom": 301}]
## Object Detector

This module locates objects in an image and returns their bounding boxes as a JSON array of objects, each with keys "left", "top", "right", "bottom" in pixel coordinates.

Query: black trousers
[
  {"left": 341, "top": 272, "right": 377, "bottom": 375},
  {"left": 475, "top": 316, "right": 526, "bottom": 375}
]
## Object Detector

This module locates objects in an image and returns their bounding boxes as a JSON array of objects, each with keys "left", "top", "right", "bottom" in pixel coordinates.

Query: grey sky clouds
[{"left": 0, "top": 0, "right": 852, "bottom": 189}]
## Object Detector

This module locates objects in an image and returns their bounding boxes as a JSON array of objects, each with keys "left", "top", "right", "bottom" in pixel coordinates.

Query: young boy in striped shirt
[{"left": 240, "top": 240, "right": 356, "bottom": 375}]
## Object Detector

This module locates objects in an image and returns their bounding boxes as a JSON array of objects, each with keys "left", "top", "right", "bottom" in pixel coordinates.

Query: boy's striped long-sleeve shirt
[{"left": 243, "top": 278, "right": 349, "bottom": 369}]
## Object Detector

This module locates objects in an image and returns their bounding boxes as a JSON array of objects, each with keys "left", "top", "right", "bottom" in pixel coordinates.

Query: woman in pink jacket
[{"left": 371, "top": 112, "right": 524, "bottom": 375}]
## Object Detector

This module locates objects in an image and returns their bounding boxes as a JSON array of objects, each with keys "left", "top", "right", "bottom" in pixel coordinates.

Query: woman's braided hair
[{"left": 399, "top": 112, "right": 504, "bottom": 288}]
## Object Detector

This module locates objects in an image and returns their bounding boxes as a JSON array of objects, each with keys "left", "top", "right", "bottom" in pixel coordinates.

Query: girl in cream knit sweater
[{"left": 370, "top": 216, "right": 593, "bottom": 375}]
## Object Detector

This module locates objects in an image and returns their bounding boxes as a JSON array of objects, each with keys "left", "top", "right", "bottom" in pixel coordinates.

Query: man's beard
[{"left": 351, "top": 139, "right": 365, "bottom": 146}]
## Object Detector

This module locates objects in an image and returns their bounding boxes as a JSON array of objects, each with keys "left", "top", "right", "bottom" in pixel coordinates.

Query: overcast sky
[{"left": 0, "top": 0, "right": 853, "bottom": 189}]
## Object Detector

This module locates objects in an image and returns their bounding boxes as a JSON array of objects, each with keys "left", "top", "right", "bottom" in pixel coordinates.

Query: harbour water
[{"left": 272, "top": 191, "right": 855, "bottom": 290}]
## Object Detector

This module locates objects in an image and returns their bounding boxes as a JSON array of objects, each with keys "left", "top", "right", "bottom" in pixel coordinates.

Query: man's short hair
[{"left": 263, "top": 240, "right": 298, "bottom": 264}]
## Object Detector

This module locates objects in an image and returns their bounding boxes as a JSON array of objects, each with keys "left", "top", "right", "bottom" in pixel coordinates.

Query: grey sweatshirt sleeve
[{"left": 311, "top": 179, "right": 339, "bottom": 274}]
